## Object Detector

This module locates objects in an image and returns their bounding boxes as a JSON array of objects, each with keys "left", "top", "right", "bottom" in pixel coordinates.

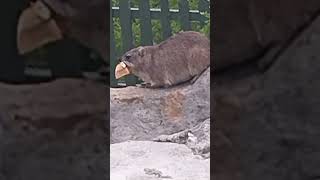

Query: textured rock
[
  {"left": 0, "top": 79, "right": 108, "bottom": 180},
  {"left": 214, "top": 13, "right": 320, "bottom": 180},
  {"left": 110, "top": 68, "right": 210, "bottom": 143},
  {"left": 186, "top": 118, "right": 210, "bottom": 158},
  {"left": 110, "top": 141, "right": 210, "bottom": 180},
  {"left": 110, "top": 64, "right": 210, "bottom": 179},
  {"left": 154, "top": 118, "right": 210, "bottom": 158}
]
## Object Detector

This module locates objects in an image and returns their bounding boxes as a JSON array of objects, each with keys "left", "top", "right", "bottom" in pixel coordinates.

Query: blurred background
[{"left": 0, "top": 0, "right": 107, "bottom": 84}]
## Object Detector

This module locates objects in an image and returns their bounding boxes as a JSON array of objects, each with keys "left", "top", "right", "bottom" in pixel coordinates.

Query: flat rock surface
[{"left": 110, "top": 141, "right": 210, "bottom": 180}]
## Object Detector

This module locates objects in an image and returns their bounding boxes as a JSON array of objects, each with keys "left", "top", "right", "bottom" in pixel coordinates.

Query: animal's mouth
[
  {"left": 115, "top": 62, "right": 131, "bottom": 79},
  {"left": 17, "top": 0, "right": 63, "bottom": 54}
]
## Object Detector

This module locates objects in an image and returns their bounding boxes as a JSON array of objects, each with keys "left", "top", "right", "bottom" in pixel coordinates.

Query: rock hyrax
[{"left": 115, "top": 31, "right": 210, "bottom": 88}]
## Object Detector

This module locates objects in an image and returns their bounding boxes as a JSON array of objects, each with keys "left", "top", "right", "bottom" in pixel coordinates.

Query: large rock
[
  {"left": 110, "top": 141, "right": 210, "bottom": 180},
  {"left": 215, "top": 0, "right": 320, "bottom": 70},
  {"left": 213, "top": 12, "right": 320, "bottom": 180},
  {"left": 0, "top": 79, "right": 108, "bottom": 180},
  {"left": 110, "top": 65, "right": 210, "bottom": 180},
  {"left": 110, "top": 68, "right": 210, "bottom": 143}
]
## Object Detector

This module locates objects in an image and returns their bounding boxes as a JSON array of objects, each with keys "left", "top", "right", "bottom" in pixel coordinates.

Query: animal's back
[{"left": 152, "top": 31, "right": 210, "bottom": 86}]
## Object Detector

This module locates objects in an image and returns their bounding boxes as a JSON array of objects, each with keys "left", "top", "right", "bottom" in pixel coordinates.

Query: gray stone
[
  {"left": 154, "top": 118, "right": 210, "bottom": 158},
  {"left": 110, "top": 141, "right": 210, "bottom": 180},
  {"left": 110, "top": 68, "right": 210, "bottom": 179},
  {"left": 214, "top": 12, "right": 320, "bottom": 180},
  {"left": 0, "top": 79, "right": 107, "bottom": 180},
  {"left": 110, "top": 68, "right": 210, "bottom": 143}
]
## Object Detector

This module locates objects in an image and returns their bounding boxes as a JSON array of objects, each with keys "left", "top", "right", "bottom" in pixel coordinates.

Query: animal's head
[
  {"left": 17, "top": 0, "right": 108, "bottom": 60},
  {"left": 17, "top": 0, "right": 63, "bottom": 54},
  {"left": 115, "top": 46, "right": 147, "bottom": 79}
]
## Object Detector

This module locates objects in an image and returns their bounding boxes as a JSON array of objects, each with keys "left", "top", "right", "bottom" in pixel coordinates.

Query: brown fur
[{"left": 119, "top": 31, "right": 210, "bottom": 87}]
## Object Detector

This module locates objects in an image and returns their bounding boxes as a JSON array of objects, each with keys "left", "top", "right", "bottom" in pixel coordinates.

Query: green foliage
[
  {"left": 112, "top": 0, "right": 210, "bottom": 55},
  {"left": 132, "top": 19, "right": 142, "bottom": 45},
  {"left": 199, "top": 11, "right": 210, "bottom": 36}
]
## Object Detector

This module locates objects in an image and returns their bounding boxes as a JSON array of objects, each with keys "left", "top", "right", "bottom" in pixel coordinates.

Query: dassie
[{"left": 115, "top": 31, "right": 210, "bottom": 88}]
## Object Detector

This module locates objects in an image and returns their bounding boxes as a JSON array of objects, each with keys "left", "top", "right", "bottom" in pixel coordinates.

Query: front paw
[{"left": 138, "top": 82, "right": 152, "bottom": 88}]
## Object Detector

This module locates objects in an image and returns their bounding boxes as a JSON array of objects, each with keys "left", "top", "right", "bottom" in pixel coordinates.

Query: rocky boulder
[
  {"left": 110, "top": 68, "right": 210, "bottom": 143},
  {"left": 0, "top": 79, "right": 108, "bottom": 180},
  {"left": 110, "top": 67, "right": 210, "bottom": 179},
  {"left": 214, "top": 9, "right": 320, "bottom": 180}
]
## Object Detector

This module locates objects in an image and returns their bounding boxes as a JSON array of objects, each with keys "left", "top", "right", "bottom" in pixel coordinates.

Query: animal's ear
[{"left": 138, "top": 46, "right": 145, "bottom": 57}]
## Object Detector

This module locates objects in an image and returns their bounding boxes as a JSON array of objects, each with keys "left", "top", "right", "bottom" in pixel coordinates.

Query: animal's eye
[{"left": 125, "top": 54, "right": 131, "bottom": 59}]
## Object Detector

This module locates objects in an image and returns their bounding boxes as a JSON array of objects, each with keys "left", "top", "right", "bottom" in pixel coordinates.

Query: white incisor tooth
[
  {"left": 31, "top": 1, "right": 51, "bottom": 20},
  {"left": 120, "top": 62, "right": 126, "bottom": 68}
]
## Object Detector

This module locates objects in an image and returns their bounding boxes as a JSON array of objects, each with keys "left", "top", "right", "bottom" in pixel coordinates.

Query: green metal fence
[{"left": 110, "top": 0, "right": 210, "bottom": 87}]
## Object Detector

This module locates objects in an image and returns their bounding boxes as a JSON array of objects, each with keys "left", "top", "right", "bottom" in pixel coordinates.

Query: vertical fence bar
[
  {"left": 110, "top": 2, "right": 117, "bottom": 87},
  {"left": 139, "top": 1, "right": 153, "bottom": 46},
  {"left": 179, "top": 0, "right": 191, "bottom": 31},
  {"left": 119, "top": 0, "right": 137, "bottom": 86},
  {"left": 160, "top": 0, "right": 172, "bottom": 40},
  {"left": 199, "top": 0, "right": 210, "bottom": 27},
  {"left": 199, "top": 0, "right": 210, "bottom": 12}
]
